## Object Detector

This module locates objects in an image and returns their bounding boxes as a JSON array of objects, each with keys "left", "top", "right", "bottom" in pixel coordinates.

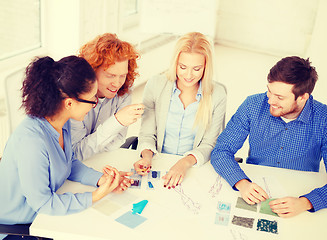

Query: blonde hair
[{"left": 166, "top": 32, "right": 214, "bottom": 130}]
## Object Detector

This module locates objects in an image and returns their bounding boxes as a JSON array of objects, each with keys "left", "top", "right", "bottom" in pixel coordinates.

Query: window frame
[
  {"left": 0, "top": 0, "right": 47, "bottom": 73},
  {"left": 121, "top": 0, "right": 141, "bottom": 31}
]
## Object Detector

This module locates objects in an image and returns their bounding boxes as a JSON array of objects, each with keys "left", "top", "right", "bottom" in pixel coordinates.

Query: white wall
[
  {"left": 1, "top": 1, "right": 327, "bottom": 156},
  {"left": 45, "top": 0, "right": 119, "bottom": 60},
  {"left": 215, "top": 0, "right": 319, "bottom": 57},
  {"left": 306, "top": 0, "right": 327, "bottom": 104},
  {"left": 45, "top": 0, "right": 81, "bottom": 60}
]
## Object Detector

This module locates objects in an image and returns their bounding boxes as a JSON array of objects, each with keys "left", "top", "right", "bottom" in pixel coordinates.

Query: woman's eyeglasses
[{"left": 75, "top": 95, "right": 98, "bottom": 108}]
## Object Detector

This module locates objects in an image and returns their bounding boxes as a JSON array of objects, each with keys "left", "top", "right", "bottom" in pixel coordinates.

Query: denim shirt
[
  {"left": 162, "top": 81, "right": 202, "bottom": 155},
  {"left": 0, "top": 116, "right": 102, "bottom": 225},
  {"left": 211, "top": 93, "right": 327, "bottom": 212}
]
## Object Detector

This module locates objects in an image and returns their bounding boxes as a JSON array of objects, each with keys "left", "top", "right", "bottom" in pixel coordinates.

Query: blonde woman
[{"left": 134, "top": 32, "right": 226, "bottom": 188}]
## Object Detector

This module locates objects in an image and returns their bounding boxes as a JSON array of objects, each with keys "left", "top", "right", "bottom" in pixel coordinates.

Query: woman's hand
[
  {"left": 97, "top": 165, "right": 117, "bottom": 186},
  {"left": 113, "top": 171, "right": 134, "bottom": 193},
  {"left": 162, "top": 155, "right": 196, "bottom": 189},
  {"left": 133, "top": 149, "right": 153, "bottom": 176},
  {"left": 92, "top": 166, "right": 120, "bottom": 202},
  {"left": 99, "top": 166, "right": 134, "bottom": 193}
]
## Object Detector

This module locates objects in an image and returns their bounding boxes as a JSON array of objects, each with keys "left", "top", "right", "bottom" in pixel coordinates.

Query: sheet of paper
[
  {"left": 235, "top": 197, "right": 258, "bottom": 212},
  {"left": 152, "top": 175, "right": 206, "bottom": 216},
  {"left": 129, "top": 169, "right": 142, "bottom": 189},
  {"left": 232, "top": 215, "right": 255, "bottom": 229},
  {"left": 115, "top": 211, "right": 147, "bottom": 229},
  {"left": 147, "top": 170, "right": 162, "bottom": 190},
  {"left": 260, "top": 199, "right": 278, "bottom": 216},
  {"left": 257, "top": 219, "right": 278, "bottom": 234},
  {"left": 215, "top": 212, "right": 230, "bottom": 226},
  {"left": 253, "top": 175, "right": 287, "bottom": 198},
  {"left": 92, "top": 200, "right": 121, "bottom": 216},
  {"left": 92, "top": 191, "right": 138, "bottom": 216}
]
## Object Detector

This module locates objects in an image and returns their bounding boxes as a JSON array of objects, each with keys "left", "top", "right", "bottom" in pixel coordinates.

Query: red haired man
[{"left": 71, "top": 33, "right": 144, "bottom": 160}]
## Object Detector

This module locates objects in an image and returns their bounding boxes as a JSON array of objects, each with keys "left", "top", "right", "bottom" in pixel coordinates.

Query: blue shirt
[
  {"left": 211, "top": 93, "right": 327, "bottom": 212},
  {"left": 0, "top": 116, "right": 102, "bottom": 225},
  {"left": 162, "top": 82, "right": 201, "bottom": 155}
]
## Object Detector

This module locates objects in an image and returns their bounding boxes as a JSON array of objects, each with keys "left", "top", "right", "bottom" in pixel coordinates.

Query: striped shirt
[{"left": 211, "top": 93, "right": 327, "bottom": 212}]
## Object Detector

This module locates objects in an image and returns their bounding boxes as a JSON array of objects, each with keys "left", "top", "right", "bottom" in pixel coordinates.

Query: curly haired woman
[{"left": 0, "top": 56, "right": 133, "bottom": 239}]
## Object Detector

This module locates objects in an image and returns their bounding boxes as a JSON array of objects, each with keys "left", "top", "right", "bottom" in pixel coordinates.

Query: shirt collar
[
  {"left": 35, "top": 117, "right": 69, "bottom": 139},
  {"left": 172, "top": 81, "right": 203, "bottom": 101},
  {"left": 266, "top": 94, "right": 313, "bottom": 124},
  {"left": 196, "top": 81, "right": 202, "bottom": 100},
  {"left": 98, "top": 97, "right": 106, "bottom": 104},
  {"left": 172, "top": 81, "right": 179, "bottom": 94},
  {"left": 296, "top": 95, "right": 312, "bottom": 123}
]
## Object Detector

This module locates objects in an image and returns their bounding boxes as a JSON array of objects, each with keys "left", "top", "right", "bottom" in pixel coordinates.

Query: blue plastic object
[{"left": 132, "top": 200, "right": 149, "bottom": 214}]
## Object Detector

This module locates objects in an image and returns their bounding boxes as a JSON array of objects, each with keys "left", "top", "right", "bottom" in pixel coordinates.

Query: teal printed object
[
  {"left": 217, "top": 201, "right": 231, "bottom": 213},
  {"left": 215, "top": 213, "right": 229, "bottom": 226}
]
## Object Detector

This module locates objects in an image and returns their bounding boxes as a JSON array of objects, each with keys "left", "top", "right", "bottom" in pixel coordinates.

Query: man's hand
[
  {"left": 115, "top": 103, "right": 144, "bottom": 126},
  {"left": 235, "top": 179, "right": 269, "bottom": 204},
  {"left": 269, "top": 197, "right": 313, "bottom": 218}
]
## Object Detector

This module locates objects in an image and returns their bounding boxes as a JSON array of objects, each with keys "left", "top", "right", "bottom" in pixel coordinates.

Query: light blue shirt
[
  {"left": 71, "top": 93, "right": 131, "bottom": 160},
  {"left": 211, "top": 93, "right": 327, "bottom": 212},
  {"left": 0, "top": 116, "right": 102, "bottom": 225},
  {"left": 162, "top": 82, "right": 201, "bottom": 155}
]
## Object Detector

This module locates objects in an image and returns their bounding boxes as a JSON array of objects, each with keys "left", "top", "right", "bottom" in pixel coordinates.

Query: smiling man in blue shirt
[{"left": 211, "top": 56, "right": 327, "bottom": 218}]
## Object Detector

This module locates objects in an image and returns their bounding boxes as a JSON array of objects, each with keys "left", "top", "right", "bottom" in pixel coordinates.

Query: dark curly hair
[
  {"left": 268, "top": 56, "right": 318, "bottom": 99},
  {"left": 78, "top": 33, "right": 139, "bottom": 96},
  {"left": 21, "top": 55, "right": 96, "bottom": 118}
]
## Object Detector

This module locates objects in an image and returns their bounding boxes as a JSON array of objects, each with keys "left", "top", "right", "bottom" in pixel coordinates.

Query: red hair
[{"left": 79, "top": 33, "right": 139, "bottom": 96}]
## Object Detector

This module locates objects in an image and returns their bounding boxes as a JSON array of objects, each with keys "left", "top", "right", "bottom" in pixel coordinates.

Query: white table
[{"left": 30, "top": 148, "right": 327, "bottom": 240}]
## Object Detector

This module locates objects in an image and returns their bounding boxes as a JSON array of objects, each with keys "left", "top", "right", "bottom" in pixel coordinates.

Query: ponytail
[{"left": 21, "top": 55, "right": 96, "bottom": 118}]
